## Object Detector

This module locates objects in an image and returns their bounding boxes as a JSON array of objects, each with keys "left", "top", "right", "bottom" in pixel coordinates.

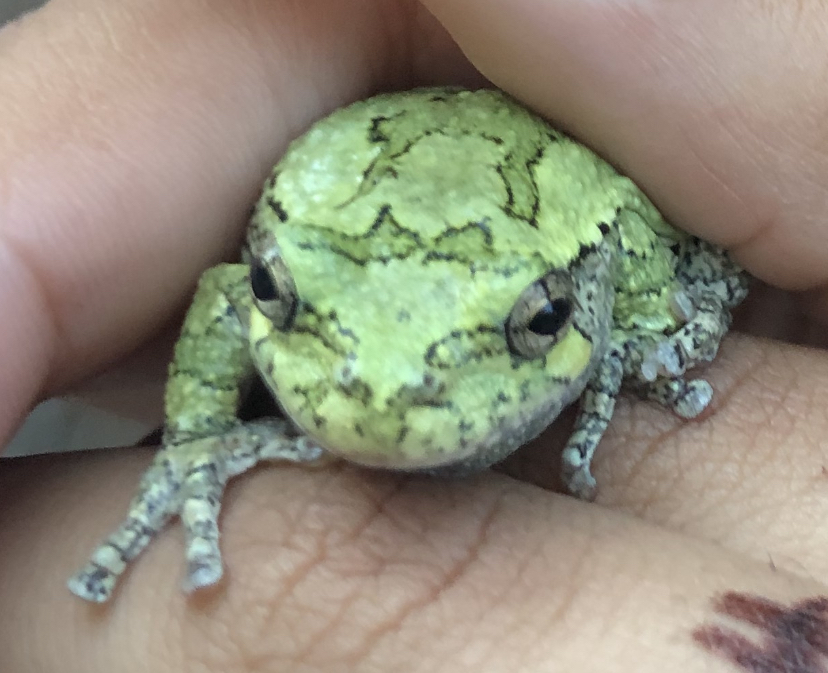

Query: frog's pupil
[
  {"left": 251, "top": 263, "right": 279, "bottom": 301},
  {"left": 528, "top": 298, "right": 571, "bottom": 336}
]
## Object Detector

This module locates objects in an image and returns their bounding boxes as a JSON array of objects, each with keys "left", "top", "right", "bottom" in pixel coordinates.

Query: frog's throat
[{"left": 270, "top": 368, "right": 596, "bottom": 474}]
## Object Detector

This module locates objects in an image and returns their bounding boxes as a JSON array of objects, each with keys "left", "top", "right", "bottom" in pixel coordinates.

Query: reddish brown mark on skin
[{"left": 694, "top": 592, "right": 828, "bottom": 673}]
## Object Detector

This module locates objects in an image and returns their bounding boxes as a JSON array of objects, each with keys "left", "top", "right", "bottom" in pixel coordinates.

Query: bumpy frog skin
[{"left": 68, "top": 88, "right": 747, "bottom": 602}]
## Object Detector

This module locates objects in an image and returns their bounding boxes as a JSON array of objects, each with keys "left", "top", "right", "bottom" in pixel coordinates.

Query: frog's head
[
  {"left": 245, "top": 217, "right": 614, "bottom": 471},
  {"left": 243, "top": 87, "right": 621, "bottom": 469}
]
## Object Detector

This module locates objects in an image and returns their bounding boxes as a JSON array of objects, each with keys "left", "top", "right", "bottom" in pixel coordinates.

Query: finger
[
  {"left": 1, "top": 449, "right": 824, "bottom": 672},
  {"left": 0, "top": 0, "right": 479, "bottom": 443},
  {"left": 423, "top": 0, "right": 828, "bottom": 297},
  {"left": 503, "top": 333, "right": 828, "bottom": 581}
]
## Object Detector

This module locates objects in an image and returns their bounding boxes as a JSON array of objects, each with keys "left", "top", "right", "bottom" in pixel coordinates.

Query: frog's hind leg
[
  {"left": 67, "top": 420, "right": 323, "bottom": 603},
  {"left": 634, "top": 240, "right": 747, "bottom": 415}
]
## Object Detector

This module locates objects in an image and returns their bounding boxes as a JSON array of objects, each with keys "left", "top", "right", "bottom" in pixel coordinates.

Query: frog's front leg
[
  {"left": 634, "top": 240, "right": 747, "bottom": 417},
  {"left": 562, "top": 241, "right": 747, "bottom": 500},
  {"left": 67, "top": 264, "right": 323, "bottom": 603},
  {"left": 640, "top": 239, "right": 748, "bottom": 384},
  {"left": 561, "top": 350, "right": 624, "bottom": 500}
]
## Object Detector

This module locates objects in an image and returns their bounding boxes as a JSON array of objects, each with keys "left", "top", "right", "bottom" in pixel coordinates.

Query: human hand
[{"left": 2, "top": 1, "right": 828, "bottom": 671}]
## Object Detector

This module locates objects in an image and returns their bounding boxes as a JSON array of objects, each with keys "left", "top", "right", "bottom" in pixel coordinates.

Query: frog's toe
[
  {"left": 671, "top": 379, "right": 714, "bottom": 418},
  {"left": 185, "top": 557, "right": 224, "bottom": 592},
  {"left": 180, "top": 464, "right": 226, "bottom": 593},
  {"left": 669, "top": 289, "right": 697, "bottom": 322},
  {"left": 68, "top": 485, "right": 176, "bottom": 603},
  {"left": 67, "top": 563, "right": 119, "bottom": 603},
  {"left": 641, "top": 342, "right": 683, "bottom": 381},
  {"left": 183, "top": 533, "right": 224, "bottom": 592},
  {"left": 642, "top": 377, "right": 713, "bottom": 419},
  {"left": 562, "top": 447, "right": 598, "bottom": 501}
]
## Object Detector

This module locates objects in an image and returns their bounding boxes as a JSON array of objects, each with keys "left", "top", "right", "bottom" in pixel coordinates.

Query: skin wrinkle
[
  {"left": 432, "top": 531, "right": 549, "bottom": 671},
  {"left": 608, "top": 413, "right": 692, "bottom": 506},
  {"left": 180, "top": 619, "right": 243, "bottom": 673},
  {"left": 618, "top": 341, "right": 828, "bottom": 575},
  {"left": 180, "top": 608, "right": 240, "bottom": 673},
  {"left": 339, "top": 497, "right": 502, "bottom": 668},
  {"left": 232, "top": 465, "right": 344, "bottom": 550},
  {"left": 396, "top": 491, "right": 554, "bottom": 673},
  {"left": 341, "top": 478, "right": 422, "bottom": 552},
  {"left": 750, "top": 354, "right": 804, "bottom": 447},
  {"left": 511, "top": 338, "right": 827, "bottom": 569},
  {"left": 224, "top": 478, "right": 508, "bottom": 670},
  {"left": 0, "top": 224, "right": 63, "bottom": 362},
  {"left": 353, "top": 486, "right": 499, "bottom": 657},
  {"left": 350, "top": 488, "right": 599, "bottom": 673},
  {"left": 269, "top": 484, "right": 409, "bottom": 664},
  {"left": 677, "top": 124, "right": 765, "bottom": 251},
  {"left": 290, "top": 586, "right": 365, "bottom": 668},
  {"left": 434, "top": 495, "right": 596, "bottom": 653},
  {"left": 176, "top": 532, "right": 329, "bottom": 670},
  {"left": 240, "top": 526, "right": 327, "bottom": 640},
  {"left": 210, "top": 473, "right": 406, "bottom": 667},
  {"left": 662, "top": 435, "right": 770, "bottom": 533},
  {"left": 227, "top": 509, "right": 333, "bottom": 650}
]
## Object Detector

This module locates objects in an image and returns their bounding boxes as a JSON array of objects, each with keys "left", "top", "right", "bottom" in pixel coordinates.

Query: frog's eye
[
  {"left": 249, "top": 257, "right": 298, "bottom": 331},
  {"left": 506, "top": 272, "right": 575, "bottom": 358}
]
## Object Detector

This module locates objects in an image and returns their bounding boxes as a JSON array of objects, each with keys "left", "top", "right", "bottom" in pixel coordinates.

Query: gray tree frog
[{"left": 68, "top": 87, "right": 746, "bottom": 602}]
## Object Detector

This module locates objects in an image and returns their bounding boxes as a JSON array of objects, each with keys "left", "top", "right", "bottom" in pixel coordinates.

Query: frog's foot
[
  {"left": 676, "top": 238, "right": 749, "bottom": 311},
  {"left": 67, "top": 419, "right": 324, "bottom": 603},
  {"left": 639, "top": 293, "right": 733, "bottom": 383},
  {"left": 639, "top": 239, "right": 746, "bottom": 383}
]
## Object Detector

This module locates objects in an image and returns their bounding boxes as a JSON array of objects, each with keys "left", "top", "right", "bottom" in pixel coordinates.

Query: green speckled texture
[{"left": 68, "top": 88, "right": 747, "bottom": 603}]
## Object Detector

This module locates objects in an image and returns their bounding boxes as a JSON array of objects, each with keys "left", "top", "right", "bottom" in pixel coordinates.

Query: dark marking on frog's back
[
  {"left": 296, "top": 204, "right": 423, "bottom": 266},
  {"left": 433, "top": 218, "right": 495, "bottom": 248}
]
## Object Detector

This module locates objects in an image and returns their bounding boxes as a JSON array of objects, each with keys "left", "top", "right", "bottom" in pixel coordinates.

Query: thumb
[{"left": 424, "top": 0, "right": 828, "bottom": 297}]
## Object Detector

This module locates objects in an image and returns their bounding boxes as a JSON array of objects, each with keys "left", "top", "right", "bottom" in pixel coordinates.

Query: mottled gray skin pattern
[{"left": 68, "top": 88, "right": 747, "bottom": 603}]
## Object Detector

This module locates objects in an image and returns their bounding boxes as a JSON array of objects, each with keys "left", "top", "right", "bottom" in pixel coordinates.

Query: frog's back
[{"left": 250, "top": 88, "right": 669, "bottom": 274}]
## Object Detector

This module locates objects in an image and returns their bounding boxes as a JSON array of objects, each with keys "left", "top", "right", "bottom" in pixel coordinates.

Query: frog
[{"left": 67, "top": 87, "right": 747, "bottom": 603}]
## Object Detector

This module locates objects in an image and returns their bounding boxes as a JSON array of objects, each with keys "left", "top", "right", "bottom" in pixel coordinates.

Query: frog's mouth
[
  {"left": 314, "top": 437, "right": 481, "bottom": 471},
  {"left": 285, "top": 416, "right": 483, "bottom": 471},
  {"left": 260, "top": 359, "right": 484, "bottom": 469},
  {"left": 273, "top": 383, "right": 570, "bottom": 474}
]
